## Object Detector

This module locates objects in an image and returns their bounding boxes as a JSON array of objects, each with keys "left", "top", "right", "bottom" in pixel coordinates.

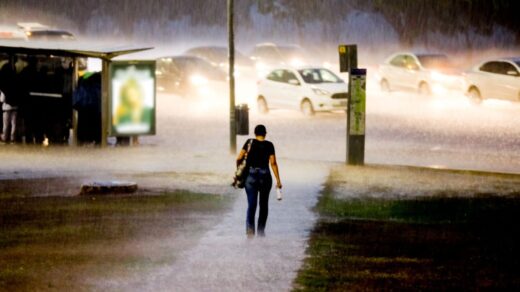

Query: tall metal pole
[
  {"left": 228, "top": 0, "right": 237, "bottom": 153},
  {"left": 101, "top": 59, "right": 110, "bottom": 148}
]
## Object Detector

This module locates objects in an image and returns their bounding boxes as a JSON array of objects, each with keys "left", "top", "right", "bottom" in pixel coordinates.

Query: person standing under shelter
[
  {"left": 0, "top": 89, "right": 18, "bottom": 144},
  {"left": 0, "top": 61, "right": 19, "bottom": 144}
]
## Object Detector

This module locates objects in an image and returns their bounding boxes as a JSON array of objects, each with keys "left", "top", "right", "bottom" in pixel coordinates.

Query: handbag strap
[{"left": 244, "top": 139, "right": 253, "bottom": 159}]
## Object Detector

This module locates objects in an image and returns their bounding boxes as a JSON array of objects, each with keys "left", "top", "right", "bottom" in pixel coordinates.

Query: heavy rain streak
[
  {"left": 1, "top": 0, "right": 520, "bottom": 291},
  {"left": 0, "top": 0, "right": 519, "bottom": 171}
]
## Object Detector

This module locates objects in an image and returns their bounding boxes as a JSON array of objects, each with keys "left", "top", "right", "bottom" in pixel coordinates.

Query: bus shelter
[{"left": 0, "top": 40, "right": 155, "bottom": 147}]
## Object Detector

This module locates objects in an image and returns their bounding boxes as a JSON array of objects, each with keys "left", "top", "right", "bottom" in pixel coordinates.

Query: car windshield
[
  {"left": 416, "top": 54, "right": 452, "bottom": 69},
  {"left": 514, "top": 60, "right": 520, "bottom": 68},
  {"left": 298, "top": 68, "right": 343, "bottom": 84}
]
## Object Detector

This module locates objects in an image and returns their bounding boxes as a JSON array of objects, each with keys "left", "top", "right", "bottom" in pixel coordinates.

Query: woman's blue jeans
[{"left": 245, "top": 167, "right": 272, "bottom": 235}]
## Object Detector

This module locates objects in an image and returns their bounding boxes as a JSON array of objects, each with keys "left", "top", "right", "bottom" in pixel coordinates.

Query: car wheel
[
  {"left": 468, "top": 87, "right": 482, "bottom": 104},
  {"left": 418, "top": 82, "right": 431, "bottom": 96},
  {"left": 380, "top": 79, "right": 390, "bottom": 92},
  {"left": 301, "top": 99, "right": 315, "bottom": 116},
  {"left": 257, "top": 96, "right": 268, "bottom": 114}
]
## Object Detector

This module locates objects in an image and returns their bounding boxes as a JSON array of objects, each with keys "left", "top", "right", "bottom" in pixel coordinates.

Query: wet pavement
[{"left": 96, "top": 159, "right": 330, "bottom": 291}]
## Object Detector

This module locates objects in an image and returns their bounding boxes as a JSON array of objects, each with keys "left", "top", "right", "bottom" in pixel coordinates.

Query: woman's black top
[{"left": 243, "top": 139, "right": 275, "bottom": 169}]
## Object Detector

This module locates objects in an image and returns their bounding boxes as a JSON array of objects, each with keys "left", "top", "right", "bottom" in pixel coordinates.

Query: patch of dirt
[{"left": 330, "top": 165, "right": 520, "bottom": 199}]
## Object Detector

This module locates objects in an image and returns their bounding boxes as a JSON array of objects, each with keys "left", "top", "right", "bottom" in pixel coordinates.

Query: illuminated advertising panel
[{"left": 110, "top": 61, "right": 155, "bottom": 136}]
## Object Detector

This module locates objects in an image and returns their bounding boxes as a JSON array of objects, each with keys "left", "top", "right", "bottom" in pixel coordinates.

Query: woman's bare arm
[
  {"left": 236, "top": 149, "right": 246, "bottom": 167},
  {"left": 269, "top": 154, "right": 282, "bottom": 189}
]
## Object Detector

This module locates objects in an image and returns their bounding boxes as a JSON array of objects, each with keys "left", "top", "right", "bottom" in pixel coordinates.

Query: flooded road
[{"left": 143, "top": 82, "right": 520, "bottom": 174}]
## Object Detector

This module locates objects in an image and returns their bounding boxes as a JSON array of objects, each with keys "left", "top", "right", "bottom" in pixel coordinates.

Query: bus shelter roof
[{"left": 0, "top": 40, "right": 152, "bottom": 60}]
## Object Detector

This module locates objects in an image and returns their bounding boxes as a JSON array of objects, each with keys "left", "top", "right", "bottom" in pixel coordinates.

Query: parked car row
[
  {"left": 377, "top": 52, "right": 520, "bottom": 104},
  {"left": 156, "top": 43, "right": 347, "bottom": 116}
]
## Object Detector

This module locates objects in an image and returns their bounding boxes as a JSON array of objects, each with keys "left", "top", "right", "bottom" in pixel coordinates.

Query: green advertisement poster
[
  {"left": 110, "top": 61, "right": 156, "bottom": 136},
  {"left": 349, "top": 71, "right": 366, "bottom": 135}
]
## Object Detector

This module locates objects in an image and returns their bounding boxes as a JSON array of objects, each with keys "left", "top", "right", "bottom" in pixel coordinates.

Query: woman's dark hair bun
[{"left": 254, "top": 124, "right": 267, "bottom": 136}]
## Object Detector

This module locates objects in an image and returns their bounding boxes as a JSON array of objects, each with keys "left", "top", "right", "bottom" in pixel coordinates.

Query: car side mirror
[
  {"left": 507, "top": 70, "right": 519, "bottom": 77},
  {"left": 288, "top": 79, "right": 300, "bottom": 86}
]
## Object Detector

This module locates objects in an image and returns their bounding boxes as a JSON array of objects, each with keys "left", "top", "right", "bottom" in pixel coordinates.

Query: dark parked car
[
  {"left": 18, "top": 23, "right": 75, "bottom": 41},
  {"left": 249, "top": 43, "right": 314, "bottom": 78},
  {"left": 156, "top": 56, "right": 227, "bottom": 98},
  {"left": 184, "top": 46, "right": 252, "bottom": 69}
]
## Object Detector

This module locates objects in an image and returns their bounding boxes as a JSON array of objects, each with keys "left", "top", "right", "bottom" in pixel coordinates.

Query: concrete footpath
[{"left": 97, "top": 159, "right": 331, "bottom": 292}]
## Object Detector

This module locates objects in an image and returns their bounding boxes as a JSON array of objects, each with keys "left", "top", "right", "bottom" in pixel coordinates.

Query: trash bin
[{"left": 235, "top": 103, "right": 249, "bottom": 135}]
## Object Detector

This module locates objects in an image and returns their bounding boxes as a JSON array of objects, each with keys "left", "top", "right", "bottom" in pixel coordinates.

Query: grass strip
[
  {"left": 294, "top": 188, "right": 520, "bottom": 291},
  {"left": 0, "top": 191, "right": 233, "bottom": 290}
]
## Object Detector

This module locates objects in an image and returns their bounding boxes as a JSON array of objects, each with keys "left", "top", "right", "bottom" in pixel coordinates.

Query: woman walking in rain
[{"left": 236, "top": 124, "right": 282, "bottom": 237}]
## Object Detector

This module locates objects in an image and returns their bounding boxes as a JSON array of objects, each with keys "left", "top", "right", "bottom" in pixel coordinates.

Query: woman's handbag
[{"left": 232, "top": 139, "right": 253, "bottom": 188}]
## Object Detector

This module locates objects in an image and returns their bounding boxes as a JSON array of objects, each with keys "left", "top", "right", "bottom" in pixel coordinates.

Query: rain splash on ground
[
  {"left": 94, "top": 159, "right": 330, "bottom": 291},
  {"left": 1, "top": 85, "right": 520, "bottom": 290}
]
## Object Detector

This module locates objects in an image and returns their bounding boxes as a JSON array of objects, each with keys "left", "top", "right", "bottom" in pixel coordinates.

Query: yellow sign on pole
[{"left": 338, "top": 44, "right": 356, "bottom": 72}]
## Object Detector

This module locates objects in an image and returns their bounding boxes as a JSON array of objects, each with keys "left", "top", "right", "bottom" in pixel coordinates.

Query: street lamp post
[{"left": 228, "top": 0, "right": 237, "bottom": 154}]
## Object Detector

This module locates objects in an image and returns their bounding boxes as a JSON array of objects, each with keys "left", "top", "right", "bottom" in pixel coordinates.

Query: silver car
[
  {"left": 378, "top": 52, "right": 461, "bottom": 95},
  {"left": 464, "top": 57, "right": 520, "bottom": 103}
]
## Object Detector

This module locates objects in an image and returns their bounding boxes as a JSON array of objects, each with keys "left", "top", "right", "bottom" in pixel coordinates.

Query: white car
[
  {"left": 0, "top": 25, "right": 27, "bottom": 41},
  {"left": 464, "top": 58, "right": 520, "bottom": 103},
  {"left": 257, "top": 67, "right": 348, "bottom": 115},
  {"left": 378, "top": 52, "right": 461, "bottom": 95}
]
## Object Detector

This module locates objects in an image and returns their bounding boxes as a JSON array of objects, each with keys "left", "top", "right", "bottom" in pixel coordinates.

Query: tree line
[{"left": 2, "top": 0, "right": 519, "bottom": 46}]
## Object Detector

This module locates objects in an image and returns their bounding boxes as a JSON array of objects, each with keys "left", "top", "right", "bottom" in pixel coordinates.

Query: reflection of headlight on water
[
  {"left": 190, "top": 74, "right": 209, "bottom": 86},
  {"left": 432, "top": 84, "right": 447, "bottom": 95},
  {"left": 428, "top": 95, "right": 472, "bottom": 110},
  {"left": 482, "top": 99, "right": 514, "bottom": 108},
  {"left": 431, "top": 71, "right": 452, "bottom": 83}
]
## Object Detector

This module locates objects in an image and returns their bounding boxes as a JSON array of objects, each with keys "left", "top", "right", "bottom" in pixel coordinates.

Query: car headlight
[
  {"left": 255, "top": 62, "right": 269, "bottom": 78},
  {"left": 312, "top": 87, "right": 330, "bottom": 95},
  {"left": 255, "top": 61, "right": 268, "bottom": 71},
  {"left": 190, "top": 74, "right": 209, "bottom": 86},
  {"left": 431, "top": 71, "right": 446, "bottom": 82}
]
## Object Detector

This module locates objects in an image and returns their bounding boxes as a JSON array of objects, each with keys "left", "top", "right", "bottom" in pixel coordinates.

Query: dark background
[{"left": 1, "top": 0, "right": 519, "bottom": 49}]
